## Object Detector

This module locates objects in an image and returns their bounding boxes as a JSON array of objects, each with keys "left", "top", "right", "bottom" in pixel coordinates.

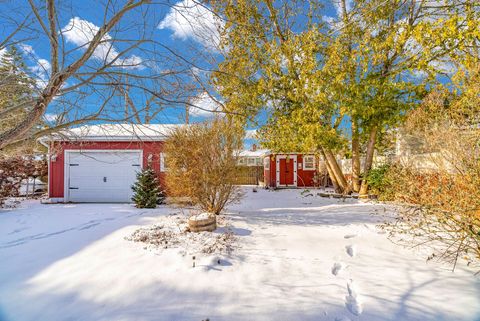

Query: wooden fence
[{"left": 235, "top": 166, "right": 264, "bottom": 185}]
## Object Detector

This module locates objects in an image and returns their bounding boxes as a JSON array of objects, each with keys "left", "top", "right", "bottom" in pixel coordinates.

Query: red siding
[
  {"left": 49, "top": 141, "right": 165, "bottom": 198},
  {"left": 263, "top": 155, "right": 276, "bottom": 188},
  {"left": 264, "top": 154, "right": 317, "bottom": 188},
  {"left": 297, "top": 154, "right": 316, "bottom": 187}
]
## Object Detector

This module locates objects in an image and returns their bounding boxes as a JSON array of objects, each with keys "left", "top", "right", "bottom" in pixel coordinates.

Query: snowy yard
[{"left": 0, "top": 189, "right": 479, "bottom": 321}]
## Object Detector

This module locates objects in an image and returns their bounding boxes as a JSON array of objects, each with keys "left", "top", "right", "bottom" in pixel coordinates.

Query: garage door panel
[
  {"left": 69, "top": 167, "right": 139, "bottom": 179},
  {"left": 69, "top": 153, "right": 140, "bottom": 165},
  {"left": 69, "top": 176, "right": 138, "bottom": 189},
  {"left": 66, "top": 151, "right": 142, "bottom": 203},
  {"left": 69, "top": 189, "right": 133, "bottom": 203}
]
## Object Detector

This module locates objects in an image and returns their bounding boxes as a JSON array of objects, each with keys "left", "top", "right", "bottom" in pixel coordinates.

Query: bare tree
[{"left": 0, "top": 0, "right": 230, "bottom": 151}]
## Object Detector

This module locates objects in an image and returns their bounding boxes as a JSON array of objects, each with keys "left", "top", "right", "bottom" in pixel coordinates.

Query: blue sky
[{"left": 1, "top": 0, "right": 344, "bottom": 148}]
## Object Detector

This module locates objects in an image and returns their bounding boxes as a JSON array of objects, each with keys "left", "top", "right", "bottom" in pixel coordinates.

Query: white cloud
[
  {"left": 62, "top": 17, "right": 143, "bottom": 69},
  {"left": 245, "top": 129, "right": 257, "bottom": 139},
  {"left": 18, "top": 44, "right": 35, "bottom": 55},
  {"left": 17, "top": 44, "right": 51, "bottom": 89},
  {"left": 31, "top": 58, "right": 51, "bottom": 74},
  {"left": 322, "top": 15, "right": 337, "bottom": 25},
  {"left": 189, "top": 92, "right": 222, "bottom": 116},
  {"left": 323, "top": 0, "right": 353, "bottom": 28},
  {"left": 334, "top": 0, "right": 353, "bottom": 18},
  {"left": 158, "top": 0, "right": 224, "bottom": 51},
  {"left": 429, "top": 58, "right": 457, "bottom": 75},
  {"left": 44, "top": 113, "right": 59, "bottom": 122}
]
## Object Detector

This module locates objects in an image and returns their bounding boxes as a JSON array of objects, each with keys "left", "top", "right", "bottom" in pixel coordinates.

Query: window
[
  {"left": 303, "top": 155, "right": 316, "bottom": 171},
  {"left": 247, "top": 157, "right": 256, "bottom": 166},
  {"left": 237, "top": 157, "right": 246, "bottom": 166},
  {"left": 264, "top": 157, "right": 270, "bottom": 170},
  {"left": 160, "top": 152, "right": 168, "bottom": 172}
]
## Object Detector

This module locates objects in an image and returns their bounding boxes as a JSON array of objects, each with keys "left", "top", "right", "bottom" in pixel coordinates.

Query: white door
[{"left": 66, "top": 150, "right": 142, "bottom": 202}]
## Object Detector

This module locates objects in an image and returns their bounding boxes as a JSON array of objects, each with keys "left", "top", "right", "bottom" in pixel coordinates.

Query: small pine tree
[{"left": 131, "top": 168, "right": 164, "bottom": 208}]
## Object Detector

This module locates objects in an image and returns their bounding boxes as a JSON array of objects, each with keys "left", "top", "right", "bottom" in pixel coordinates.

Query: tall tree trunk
[
  {"left": 351, "top": 117, "right": 361, "bottom": 192},
  {"left": 321, "top": 149, "right": 340, "bottom": 192},
  {"left": 322, "top": 148, "right": 349, "bottom": 193},
  {"left": 359, "top": 126, "right": 378, "bottom": 197}
]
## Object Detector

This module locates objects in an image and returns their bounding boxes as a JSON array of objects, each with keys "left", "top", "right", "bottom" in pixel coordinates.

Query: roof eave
[{"left": 42, "top": 135, "right": 167, "bottom": 142}]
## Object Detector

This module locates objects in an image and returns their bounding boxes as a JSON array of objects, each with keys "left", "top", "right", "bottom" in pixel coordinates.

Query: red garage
[
  {"left": 41, "top": 124, "right": 180, "bottom": 203},
  {"left": 263, "top": 153, "right": 318, "bottom": 188}
]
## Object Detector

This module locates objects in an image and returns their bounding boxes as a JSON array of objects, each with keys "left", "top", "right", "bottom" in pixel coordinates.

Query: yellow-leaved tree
[{"left": 211, "top": 0, "right": 480, "bottom": 196}]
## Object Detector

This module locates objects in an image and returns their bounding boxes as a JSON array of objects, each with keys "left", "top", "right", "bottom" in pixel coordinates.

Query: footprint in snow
[
  {"left": 331, "top": 262, "right": 345, "bottom": 276},
  {"left": 345, "top": 245, "right": 356, "bottom": 257},
  {"left": 345, "top": 279, "right": 363, "bottom": 316},
  {"left": 344, "top": 234, "right": 357, "bottom": 239}
]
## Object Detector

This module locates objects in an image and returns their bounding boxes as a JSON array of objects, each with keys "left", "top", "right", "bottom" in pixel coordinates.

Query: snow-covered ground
[{"left": 0, "top": 189, "right": 478, "bottom": 321}]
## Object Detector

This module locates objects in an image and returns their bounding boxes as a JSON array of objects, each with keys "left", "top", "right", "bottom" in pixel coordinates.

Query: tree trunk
[
  {"left": 321, "top": 150, "right": 340, "bottom": 192},
  {"left": 359, "top": 126, "right": 378, "bottom": 197},
  {"left": 322, "top": 148, "right": 349, "bottom": 193},
  {"left": 0, "top": 79, "right": 60, "bottom": 149},
  {"left": 351, "top": 117, "right": 361, "bottom": 192}
]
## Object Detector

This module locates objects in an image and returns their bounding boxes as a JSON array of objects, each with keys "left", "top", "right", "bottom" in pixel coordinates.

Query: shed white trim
[
  {"left": 275, "top": 154, "right": 297, "bottom": 187},
  {"left": 303, "top": 155, "right": 316, "bottom": 171}
]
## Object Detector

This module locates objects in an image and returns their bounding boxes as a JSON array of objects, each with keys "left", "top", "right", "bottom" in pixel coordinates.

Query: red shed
[
  {"left": 263, "top": 153, "right": 318, "bottom": 188},
  {"left": 40, "top": 124, "right": 181, "bottom": 203}
]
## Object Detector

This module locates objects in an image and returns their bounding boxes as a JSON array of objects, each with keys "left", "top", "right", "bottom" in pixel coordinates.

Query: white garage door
[{"left": 66, "top": 150, "right": 142, "bottom": 202}]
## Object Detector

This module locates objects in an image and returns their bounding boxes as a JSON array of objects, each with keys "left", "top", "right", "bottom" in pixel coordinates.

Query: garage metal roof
[{"left": 45, "top": 123, "right": 185, "bottom": 141}]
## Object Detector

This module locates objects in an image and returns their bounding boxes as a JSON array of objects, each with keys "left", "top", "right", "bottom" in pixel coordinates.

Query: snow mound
[
  {"left": 126, "top": 214, "right": 235, "bottom": 255},
  {"left": 190, "top": 212, "right": 213, "bottom": 221}
]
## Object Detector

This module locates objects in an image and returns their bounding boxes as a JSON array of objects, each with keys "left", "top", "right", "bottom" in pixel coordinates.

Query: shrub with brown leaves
[
  {"left": 0, "top": 155, "right": 47, "bottom": 206},
  {"left": 382, "top": 86, "right": 480, "bottom": 270},
  {"left": 164, "top": 119, "right": 244, "bottom": 217}
]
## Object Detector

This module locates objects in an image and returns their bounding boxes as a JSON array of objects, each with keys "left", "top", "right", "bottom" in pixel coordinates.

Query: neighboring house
[
  {"left": 40, "top": 124, "right": 181, "bottom": 203},
  {"left": 237, "top": 146, "right": 269, "bottom": 167},
  {"left": 236, "top": 146, "right": 269, "bottom": 185},
  {"left": 264, "top": 153, "right": 319, "bottom": 188}
]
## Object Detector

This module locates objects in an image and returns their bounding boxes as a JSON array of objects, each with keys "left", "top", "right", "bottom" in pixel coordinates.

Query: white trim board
[{"left": 303, "top": 155, "right": 316, "bottom": 171}]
